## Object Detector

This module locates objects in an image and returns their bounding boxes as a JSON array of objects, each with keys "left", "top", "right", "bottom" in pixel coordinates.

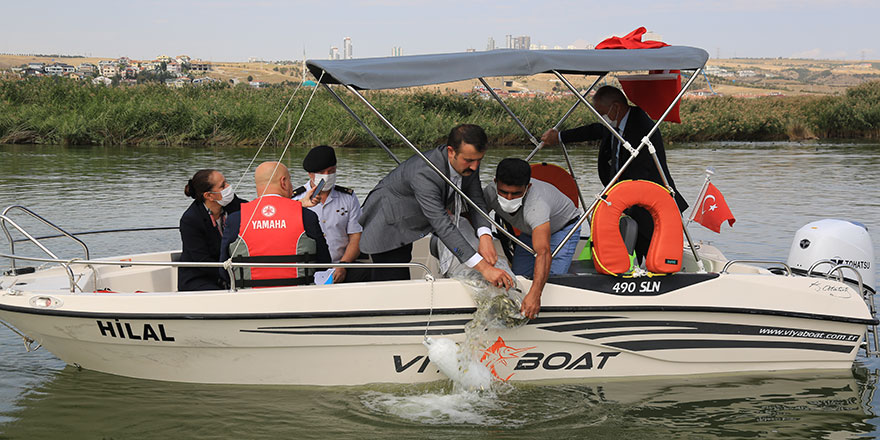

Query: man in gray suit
[{"left": 359, "top": 124, "right": 513, "bottom": 288}]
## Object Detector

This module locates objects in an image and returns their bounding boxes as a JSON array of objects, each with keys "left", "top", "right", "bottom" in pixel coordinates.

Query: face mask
[
  {"left": 497, "top": 194, "right": 524, "bottom": 213},
  {"left": 215, "top": 185, "right": 235, "bottom": 207},
  {"left": 601, "top": 114, "right": 617, "bottom": 128},
  {"left": 314, "top": 172, "right": 336, "bottom": 189}
]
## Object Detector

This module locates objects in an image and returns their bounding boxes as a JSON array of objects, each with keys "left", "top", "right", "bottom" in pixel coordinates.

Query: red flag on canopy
[
  {"left": 618, "top": 71, "right": 682, "bottom": 123},
  {"left": 595, "top": 27, "right": 669, "bottom": 50},
  {"left": 692, "top": 183, "right": 736, "bottom": 233}
]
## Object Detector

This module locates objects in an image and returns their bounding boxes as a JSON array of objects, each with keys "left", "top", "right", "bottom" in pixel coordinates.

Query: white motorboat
[{"left": 1, "top": 47, "right": 877, "bottom": 386}]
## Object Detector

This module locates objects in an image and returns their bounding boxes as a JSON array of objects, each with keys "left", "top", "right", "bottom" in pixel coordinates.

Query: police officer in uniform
[{"left": 293, "top": 145, "right": 369, "bottom": 283}]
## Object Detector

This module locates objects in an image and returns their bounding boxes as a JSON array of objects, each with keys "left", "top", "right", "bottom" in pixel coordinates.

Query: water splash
[
  {"left": 423, "top": 268, "right": 528, "bottom": 391},
  {"left": 423, "top": 337, "right": 492, "bottom": 391}
]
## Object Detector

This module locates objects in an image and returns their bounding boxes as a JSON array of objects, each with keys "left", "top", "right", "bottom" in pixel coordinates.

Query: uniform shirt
[
  {"left": 483, "top": 179, "right": 580, "bottom": 235},
  {"left": 293, "top": 181, "right": 364, "bottom": 263}
]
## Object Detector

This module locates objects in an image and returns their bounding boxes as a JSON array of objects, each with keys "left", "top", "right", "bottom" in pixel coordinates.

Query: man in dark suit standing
[
  {"left": 541, "top": 86, "right": 687, "bottom": 262},
  {"left": 359, "top": 124, "right": 513, "bottom": 288}
]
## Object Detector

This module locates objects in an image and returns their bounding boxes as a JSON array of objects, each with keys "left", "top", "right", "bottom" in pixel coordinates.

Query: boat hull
[{"left": 0, "top": 266, "right": 871, "bottom": 385}]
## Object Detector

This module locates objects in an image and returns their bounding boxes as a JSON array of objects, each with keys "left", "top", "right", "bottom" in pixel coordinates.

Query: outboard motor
[{"left": 786, "top": 219, "right": 875, "bottom": 293}]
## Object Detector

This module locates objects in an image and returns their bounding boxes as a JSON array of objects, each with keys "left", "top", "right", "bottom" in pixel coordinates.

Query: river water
[{"left": 1, "top": 142, "right": 879, "bottom": 438}]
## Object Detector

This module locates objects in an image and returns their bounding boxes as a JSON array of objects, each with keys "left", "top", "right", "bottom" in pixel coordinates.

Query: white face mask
[
  {"left": 601, "top": 114, "right": 617, "bottom": 128},
  {"left": 314, "top": 172, "right": 336, "bottom": 190},
  {"left": 215, "top": 185, "right": 235, "bottom": 207},
  {"left": 497, "top": 193, "right": 524, "bottom": 213}
]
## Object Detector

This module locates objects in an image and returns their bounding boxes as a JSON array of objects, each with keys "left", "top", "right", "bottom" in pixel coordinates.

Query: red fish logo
[{"left": 479, "top": 337, "right": 536, "bottom": 381}]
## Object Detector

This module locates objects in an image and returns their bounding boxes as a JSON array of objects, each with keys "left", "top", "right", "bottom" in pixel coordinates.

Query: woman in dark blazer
[{"left": 178, "top": 169, "right": 245, "bottom": 291}]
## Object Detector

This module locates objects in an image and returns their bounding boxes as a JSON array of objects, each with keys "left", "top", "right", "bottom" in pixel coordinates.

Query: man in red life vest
[{"left": 220, "top": 162, "right": 330, "bottom": 288}]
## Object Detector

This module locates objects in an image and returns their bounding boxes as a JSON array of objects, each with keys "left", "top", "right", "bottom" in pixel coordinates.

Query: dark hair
[
  {"left": 594, "top": 85, "right": 628, "bottom": 106},
  {"left": 496, "top": 158, "right": 531, "bottom": 187},
  {"left": 184, "top": 169, "right": 216, "bottom": 203},
  {"left": 446, "top": 124, "right": 488, "bottom": 152}
]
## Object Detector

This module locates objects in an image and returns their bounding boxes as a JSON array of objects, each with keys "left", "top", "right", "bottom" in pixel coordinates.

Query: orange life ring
[{"left": 591, "top": 180, "right": 683, "bottom": 275}]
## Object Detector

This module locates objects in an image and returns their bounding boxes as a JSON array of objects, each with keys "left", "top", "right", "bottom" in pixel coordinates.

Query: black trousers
[
  {"left": 340, "top": 266, "right": 371, "bottom": 283},
  {"left": 369, "top": 243, "right": 413, "bottom": 281}
]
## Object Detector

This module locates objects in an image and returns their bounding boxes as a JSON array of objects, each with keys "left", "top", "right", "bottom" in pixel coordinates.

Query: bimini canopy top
[{"left": 306, "top": 46, "right": 708, "bottom": 90}]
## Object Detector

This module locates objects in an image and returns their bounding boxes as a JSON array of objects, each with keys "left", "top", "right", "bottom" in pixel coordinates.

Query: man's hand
[
  {"left": 475, "top": 260, "right": 513, "bottom": 290},
  {"left": 477, "top": 234, "right": 498, "bottom": 266},
  {"left": 541, "top": 129, "right": 560, "bottom": 146},
  {"left": 300, "top": 187, "right": 317, "bottom": 207},
  {"left": 520, "top": 290, "right": 541, "bottom": 319},
  {"left": 332, "top": 267, "right": 347, "bottom": 283}
]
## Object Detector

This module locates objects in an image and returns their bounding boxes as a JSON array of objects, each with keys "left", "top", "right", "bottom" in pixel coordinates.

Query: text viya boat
[{"left": 1, "top": 47, "right": 878, "bottom": 385}]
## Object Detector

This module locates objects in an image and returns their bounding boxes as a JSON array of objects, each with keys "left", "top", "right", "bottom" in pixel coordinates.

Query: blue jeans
[{"left": 512, "top": 223, "right": 580, "bottom": 278}]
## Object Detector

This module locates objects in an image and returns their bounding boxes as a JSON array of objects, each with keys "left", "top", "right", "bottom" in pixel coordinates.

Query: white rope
[
  {"left": 231, "top": 81, "right": 304, "bottom": 194},
  {"left": 230, "top": 71, "right": 326, "bottom": 260}
]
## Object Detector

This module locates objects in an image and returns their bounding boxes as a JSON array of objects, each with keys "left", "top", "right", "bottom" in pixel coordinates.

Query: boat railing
[
  {"left": 0, "top": 252, "right": 435, "bottom": 294},
  {"left": 721, "top": 260, "right": 793, "bottom": 276},
  {"left": 808, "top": 260, "right": 878, "bottom": 357},
  {"left": 1, "top": 205, "right": 90, "bottom": 268}
]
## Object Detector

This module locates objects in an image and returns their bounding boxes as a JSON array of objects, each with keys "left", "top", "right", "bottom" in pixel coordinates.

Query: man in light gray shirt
[{"left": 484, "top": 158, "right": 582, "bottom": 319}]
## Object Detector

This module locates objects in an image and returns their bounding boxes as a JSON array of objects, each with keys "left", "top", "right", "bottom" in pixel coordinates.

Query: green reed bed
[{"left": 1, "top": 77, "right": 878, "bottom": 147}]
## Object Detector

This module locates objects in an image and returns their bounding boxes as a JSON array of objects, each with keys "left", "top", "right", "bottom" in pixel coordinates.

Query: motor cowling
[{"left": 786, "top": 219, "right": 875, "bottom": 293}]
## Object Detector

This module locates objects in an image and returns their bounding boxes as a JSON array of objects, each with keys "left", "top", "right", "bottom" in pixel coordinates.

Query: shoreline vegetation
[{"left": 1, "top": 78, "right": 878, "bottom": 147}]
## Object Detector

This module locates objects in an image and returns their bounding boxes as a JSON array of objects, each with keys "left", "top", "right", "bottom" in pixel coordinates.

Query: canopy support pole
[
  {"left": 321, "top": 84, "right": 401, "bottom": 165},
  {"left": 525, "top": 74, "right": 604, "bottom": 161},
  {"left": 548, "top": 67, "right": 706, "bottom": 268},
  {"left": 477, "top": 77, "right": 540, "bottom": 148},
  {"left": 478, "top": 76, "right": 590, "bottom": 210},
  {"left": 342, "top": 85, "right": 536, "bottom": 255}
]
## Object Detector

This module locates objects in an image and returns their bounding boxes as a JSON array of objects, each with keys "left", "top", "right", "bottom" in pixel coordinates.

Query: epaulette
[
  {"left": 334, "top": 185, "right": 354, "bottom": 195},
  {"left": 292, "top": 186, "right": 307, "bottom": 197}
]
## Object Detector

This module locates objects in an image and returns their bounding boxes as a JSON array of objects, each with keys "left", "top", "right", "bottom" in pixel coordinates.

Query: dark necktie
[{"left": 612, "top": 128, "right": 622, "bottom": 172}]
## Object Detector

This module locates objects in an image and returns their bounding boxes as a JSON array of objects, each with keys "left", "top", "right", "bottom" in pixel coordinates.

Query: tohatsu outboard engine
[{"left": 786, "top": 219, "right": 875, "bottom": 294}]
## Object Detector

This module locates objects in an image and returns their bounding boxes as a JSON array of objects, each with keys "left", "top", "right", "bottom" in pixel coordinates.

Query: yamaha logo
[
  {"left": 261, "top": 205, "right": 276, "bottom": 218},
  {"left": 799, "top": 239, "right": 810, "bottom": 249}
]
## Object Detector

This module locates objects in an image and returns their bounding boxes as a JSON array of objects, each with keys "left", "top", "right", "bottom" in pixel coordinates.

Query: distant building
[
  {"left": 642, "top": 31, "right": 662, "bottom": 42},
  {"left": 45, "top": 63, "right": 75, "bottom": 75},
  {"left": 92, "top": 76, "right": 112, "bottom": 86},
  {"left": 77, "top": 63, "right": 97, "bottom": 73},
  {"left": 343, "top": 37, "right": 352, "bottom": 59},
  {"left": 166, "top": 62, "right": 181, "bottom": 74},
  {"left": 67, "top": 71, "right": 88, "bottom": 80},
  {"left": 505, "top": 34, "right": 513, "bottom": 49},
  {"left": 192, "top": 77, "right": 218, "bottom": 85},
  {"left": 391, "top": 46, "right": 403, "bottom": 57},
  {"left": 513, "top": 35, "right": 530, "bottom": 50},
  {"left": 176, "top": 55, "right": 192, "bottom": 65},
  {"left": 100, "top": 64, "right": 118, "bottom": 77},
  {"left": 249, "top": 81, "right": 266, "bottom": 88},
  {"left": 157, "top": 55, "right": 173, "bottom": 63},
  {"left": 27, "top": 62, "right": 44, "bottom": 71},
  {"left": 189, "top": 61, "right": 211, "bottom": 72},
  {"left": 466, "top": 48, "right": 476, "bottom": 53},
  {"left": 329, "top": 46, "right": 340, "bottom": 60},
  {"left": 116, "top": 57, "right": 131, "bottom": 66},
  {"left": 123, "top": 66, "right": 139, "bottom": 79},
  {"left": 486, "top": 37, "right": 495, "bottom": 51}
]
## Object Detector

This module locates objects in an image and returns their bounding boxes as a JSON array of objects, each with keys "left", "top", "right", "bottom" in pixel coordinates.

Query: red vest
[{"left": 239, "top": 195, "right": 307, "bottom": 281}]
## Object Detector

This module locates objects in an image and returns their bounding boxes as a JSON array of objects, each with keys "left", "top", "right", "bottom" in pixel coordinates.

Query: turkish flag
[
  {"left": 595, "top": 27, "right": 669, "bottom": 50},
  {"left": 619, "top": 72, "right": 682, "bottom": 123},
  {"left": 692, "top": 183, "right": 735, "bottom": 233}
]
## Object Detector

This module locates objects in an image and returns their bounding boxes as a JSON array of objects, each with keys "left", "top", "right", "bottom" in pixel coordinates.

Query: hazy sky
[{"left": 2, "top": 0, "right": 876, "bottom": 62}]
